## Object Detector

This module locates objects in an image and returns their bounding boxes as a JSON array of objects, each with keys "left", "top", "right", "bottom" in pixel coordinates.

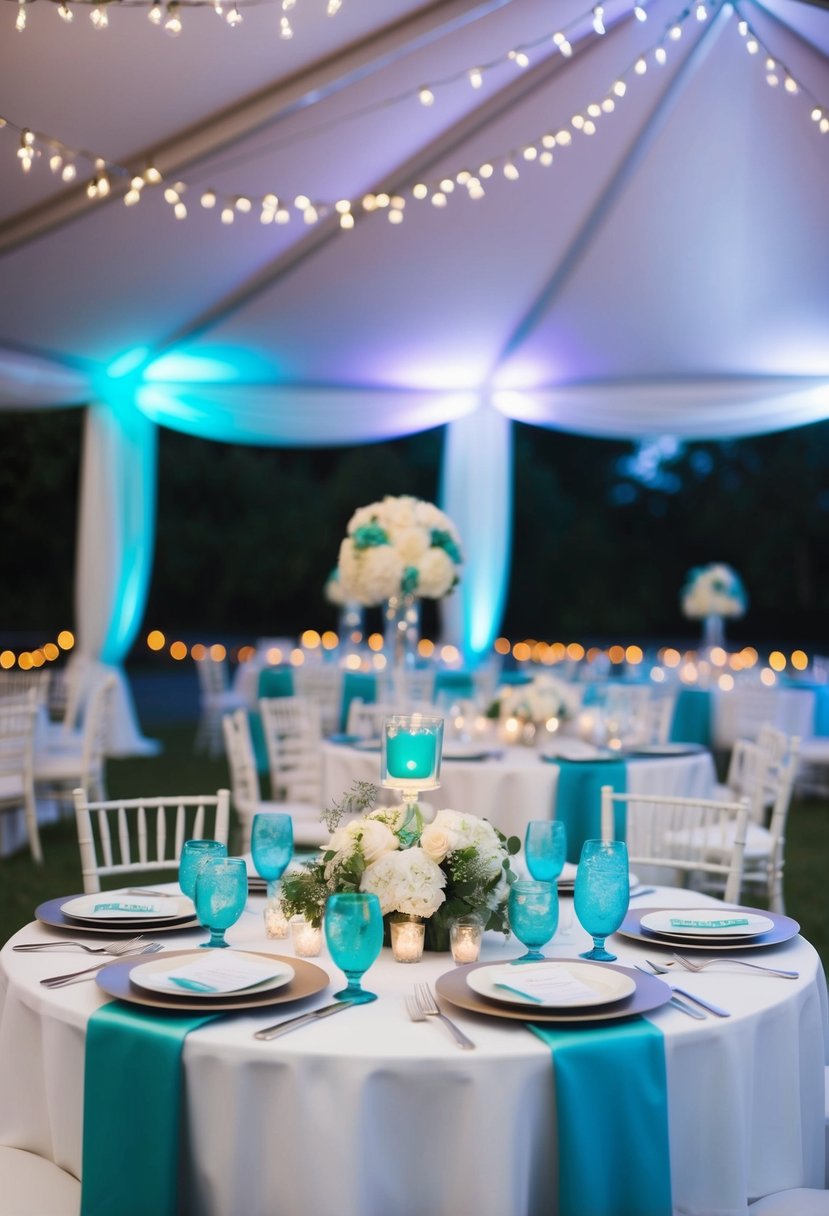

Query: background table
[
  {"left": 1, "top": 886, "right": 826, "bottom": 1216},
  {"left": 322, "top": 742, "right": 717, "bottom": 842}
]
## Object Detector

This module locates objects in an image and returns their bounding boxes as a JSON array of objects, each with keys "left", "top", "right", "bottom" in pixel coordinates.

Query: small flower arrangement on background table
[
  {"left": 681, "top": 562, "right": 748, "bottom": 648},
  {"left": 280, "top": 783, "right": 520, "bottom": 952},
  {"left": 487, "top": 673, "right": 581, "bottom": 744}
]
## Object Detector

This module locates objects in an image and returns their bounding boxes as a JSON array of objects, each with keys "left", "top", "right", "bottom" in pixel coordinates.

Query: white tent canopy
[{"left": 1, "top": 0, "right": 828, "bottom": 695}]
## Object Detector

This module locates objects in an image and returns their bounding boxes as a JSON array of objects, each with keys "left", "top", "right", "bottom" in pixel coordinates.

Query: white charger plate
[
  {"left": 130, "top": 951, "right": 295, "bottom": 998},
  {"left": 466, "top": 960, "right": 636, "bottom": 1008},
  {"left": 640, "top": 909, "right": 774, "bottom": 939},
  {"left": 60, "top": 893, "right": 195, "bottom": 924}
]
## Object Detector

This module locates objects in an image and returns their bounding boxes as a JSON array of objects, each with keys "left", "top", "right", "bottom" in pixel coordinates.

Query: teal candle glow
[{"left": 386, "top": 731, "right": 437, "bottom": 780}]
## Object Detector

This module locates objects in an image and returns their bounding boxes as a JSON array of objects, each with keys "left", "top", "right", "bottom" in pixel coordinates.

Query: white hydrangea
[
  {"left": 360, "top": 848, "right": 447, "bottom": 918},
  {"left": 417, "top": 548, "right": 457, "bottom": 598},
  {"left": 496, "top": 674, "right": 580, "bottom": 723}
]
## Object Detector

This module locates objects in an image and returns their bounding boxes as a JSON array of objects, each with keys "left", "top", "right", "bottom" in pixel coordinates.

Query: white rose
[
  {"left": 419, "top": 822, "right": 452, "bottom": 864},
  {"left": 356, "top": 819, "right": 399, "bottom": 864}
]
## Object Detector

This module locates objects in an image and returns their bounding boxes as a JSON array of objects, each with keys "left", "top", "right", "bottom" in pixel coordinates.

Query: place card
[{"left": 155, "top": 955, "right": 288, "bottom": 994}]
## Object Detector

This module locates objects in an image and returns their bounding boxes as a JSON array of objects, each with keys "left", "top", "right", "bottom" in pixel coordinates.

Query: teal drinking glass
[
  {"left": 508, "top": 880, "right": 559, "bottom": 963},
  {"left": 324, "top": 892, "right": 384, "bottom": 1004},
  {"left": 194, "top": 856, "right": 248, "bottom": 948},
  {"left": 524, "top": 820, "right": 567, "bottom": 883},
  {"left": 179, "top": 839, "right": 227, "bottom": 901},
  {"left": 251, "top": 812, "right": 294, "bottom": 900},
  {"left": 574, "top": 839, "right": 629, "bottom": 961}
]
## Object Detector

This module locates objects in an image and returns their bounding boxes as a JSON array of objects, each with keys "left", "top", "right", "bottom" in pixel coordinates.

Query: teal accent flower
[
  {"left": 401, "top": 565, "right": 419, "bottom": 594},
  {"left": 352, "top": 522, "right": 389, "bottom": 550},
  {"left": 431, "top": 529, "right": 462, "bottom": 564}
]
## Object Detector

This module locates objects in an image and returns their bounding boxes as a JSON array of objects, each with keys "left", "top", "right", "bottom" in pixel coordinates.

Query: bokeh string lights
[{"left": 8, "top": 0, "right": 343, "bottom": 37}]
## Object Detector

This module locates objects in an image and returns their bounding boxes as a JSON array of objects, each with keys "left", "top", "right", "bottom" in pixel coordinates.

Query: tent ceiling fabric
[{"left": 1, "top": 0, "right": 827, "bottom": 440}]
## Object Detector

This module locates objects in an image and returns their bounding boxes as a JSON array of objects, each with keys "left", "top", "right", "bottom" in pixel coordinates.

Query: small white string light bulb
[
  {"left": 468, "top": 67, "right": 483, "bottom": 89},
  {"left": 280, "top": 15, "right": 293, "bottom": 38},
  {"left": 592, "top": 5, "right": 605, "bottom": 35},
  {"left": 148, "top": 0, "right": 162, "bottom": 22},
  {"left": 226, "top": 4, "right": 242, "bottom": 26},
  {"left": 418, "top": 86, "right": 435, "bottom": 106},
  {"left": 57, "top": 2, "right": 73, "bottom": 22},
  {"left": 15, "top": 0, "right": 26, "bottom": 32},
  {"left": 326, "top": 0, "right": 342, "bottom": 13},
  {"left": 90, "top": 3, "right": 109, "bottom": 30},
  {"left": 164, "top": 2, "right": 182, "bottom": 34}
]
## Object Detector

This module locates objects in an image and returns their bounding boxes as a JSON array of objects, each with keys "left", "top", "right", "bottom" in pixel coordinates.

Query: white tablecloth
[
  {"left": 0, "top": 887, "right": 826, "bottom": 1216},
  {"left": 322, "top": 743, "right": 717, "bottom": 841}
]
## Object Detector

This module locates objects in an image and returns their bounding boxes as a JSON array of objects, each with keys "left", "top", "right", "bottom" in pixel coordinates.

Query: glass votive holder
[
  {"left": 263, "top": 897, "right": 290, "bottom": 939},
  {"left": 390, "top": 915, "right": 425, "bottom": 963},
  {"left": 290, "top": 915, "right": 323, "bottom": 958},
  {"left": 449, "top": 916, "right": 484, "bottom": 965}
]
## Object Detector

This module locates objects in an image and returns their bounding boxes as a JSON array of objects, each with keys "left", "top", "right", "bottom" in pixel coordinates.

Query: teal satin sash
[
  {"left": 531, "top": 1019, "right": 672, "bottom": 1216},
  {"left": 340, "top": 671, "right": 377, "bottom": 732},
  {"left": 555, "top": 757, "right": 626, "bottom": 863},
  {"left": 81, "top": 1003, "right": 215, "bottom": 1216},
  {"left": 670, "top": 687, "right": 712, "bottom": 746}
]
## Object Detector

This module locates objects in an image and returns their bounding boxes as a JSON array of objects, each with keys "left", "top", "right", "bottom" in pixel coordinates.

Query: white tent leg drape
[
  {"left": 439, "top": 402, "right": 512, "bottom": 663},
  {"left": 74, "top": 399, "right": 159, "bottom": 756}
]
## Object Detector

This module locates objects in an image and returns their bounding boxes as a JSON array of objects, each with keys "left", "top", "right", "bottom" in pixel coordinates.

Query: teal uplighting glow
[
  {"left": 144, "top": 349, "right": 271, "bottom": 382},
  {"left": 106, "top": 347, "right": 150, "bottom": 379}
]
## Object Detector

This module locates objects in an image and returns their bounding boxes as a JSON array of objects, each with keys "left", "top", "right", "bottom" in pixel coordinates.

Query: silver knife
[
  {"left": 253, "top": 1000, "right": 355, "bottom": 1040},
  {"left": 669, "top": 995, "right": 707, "bottom": 1020},
  {"left": 669, "top": 986, "right": 730, "bottom": 1018}
]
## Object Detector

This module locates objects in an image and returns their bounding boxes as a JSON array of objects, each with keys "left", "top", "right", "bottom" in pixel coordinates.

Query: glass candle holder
[
  {"left": 382, "top": 714, "right": 444, "bottom": 799},
  {"left": 390, "top": 915, "right": 425, "bottom": 963},
  {"left": 449, "top": 916, "right": 483, "bottom": 964},
  {"left": 263, "top": 896, "right": 290, "bottom": 939},
  {"left": 290, "top": 915, "right": 323, "bottom": 958}
]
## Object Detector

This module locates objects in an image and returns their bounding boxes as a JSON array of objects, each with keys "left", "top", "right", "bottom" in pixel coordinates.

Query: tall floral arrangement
[
  {"left": 280, "top": 786, "right": 519, "bottom": 951},
  {"left": 336, "top": 495, "right": 463, "bottom": 606},
  {"left": 488, "top": 673, "right": 581, "bottom": 725},
  {"left": 681, "top": 563, "right": 748, "bottom": 619}
]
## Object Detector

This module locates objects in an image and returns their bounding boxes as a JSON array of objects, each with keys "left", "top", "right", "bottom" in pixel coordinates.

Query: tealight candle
[
  {"left": 264, "top": 899, "right": 290, "bottom": 939},
  {"left": 390, "top": 917, "right": 425, "bottom": 963},
  {"left": 385, "top": 731, "right": 437, "bottom": 780},
  {"left": 450, "top": 917, "right": 483, "bottom": 965},
  {"left": 291, "top": 916, "right": 323, "bottom": 958}
]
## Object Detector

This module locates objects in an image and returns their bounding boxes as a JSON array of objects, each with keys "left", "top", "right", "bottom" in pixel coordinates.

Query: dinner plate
[
  {"left": 557, "top": 866, "right": 639, "bottom": 894},
  {"left": 96, "top": 950, "right": 330, "bottom": 1013},
  {"left": 36, "top": 896, "right": 202, "bottom": 936},
  {"left": 640, "top": 909, "right": 774, "bottom": 940},
  {"left": 617, "top": 906, "right": 800, "bottom": 952},
  {"left": 436, "top": 961, "right": 671, "bottom": 1025},
  {"left": 129, "top": 951, "right": 295, "bottom": 998},
  {"left": 466, "top": 960, "right": 636, "bottom": 1009},
  {"left": 442, "top": 746, "right": 492, "bottom": 762},
  {"left": 623, "top": 743, "right": 708, "bottom": 758},
  {"left": 352, "top": 739, "right": 381, "bottom": 752},
  {"left": 60, "top": 893, "right": 195, "bottom": 925}
]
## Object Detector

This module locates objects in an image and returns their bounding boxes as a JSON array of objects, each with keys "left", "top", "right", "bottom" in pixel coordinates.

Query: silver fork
[
  {"left": 640, "top": 960, "right": 731, "bottom": 1017},
  {"left": 14, "top": 936, "right": 144, "bottom": 955},
  {"left": 670, "top": 951, "right": 799, "bottom": 979},
  {"left": 414, "top": 983, "right": 475, "bottom": 1049},
  {"left": 41, "top": 941, "right": 160, "bottom": 988}
]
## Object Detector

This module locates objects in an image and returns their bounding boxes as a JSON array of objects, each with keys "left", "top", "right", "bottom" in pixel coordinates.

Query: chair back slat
[{"left": 117, "top": 806, "right": 132, "bottom": 868}]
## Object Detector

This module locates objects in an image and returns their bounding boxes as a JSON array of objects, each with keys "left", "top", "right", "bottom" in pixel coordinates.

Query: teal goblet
[
  {"left": 508, "top": 880, "right": 559, "bottom": 963},
  {"left": 574, "top": 839, "right": 629, "bottom": 961},
  {"left": 251, "top": 812, "right": 294, "bottom": 901},
  {"left": 324, "top": 893, "right": 384, "bottom": 1004},
  {"left": 524, "top": 820, "right": 567, "bottom": 883},
  {"left": 194, "top": 856, "right": 248, "bottom": 948},
  {"left": 179, "top": 839, "right": 227, "bottom": 901}
]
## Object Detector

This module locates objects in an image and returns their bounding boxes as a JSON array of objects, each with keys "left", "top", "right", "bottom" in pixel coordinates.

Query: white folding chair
[
  {"left": 346, "top": 699, "right": 397, "bottom": 739},
  {"left": 600, "top": 785, "right": 749, "bottom": 905},
  {"left": 259, "top": 695, "right": 323, "bottom": 806},
  {"left": 293, "top": 667, "right": 342, "bottom": 737},
  {"left": 0, "top": 1146, "right": 80, "bottom": 1216},
  {"left": 194, "top": 656, "right": 247, "bottom": 757},
  {"left": 73, "top": 787, "right": 230, "bottom": 894},
  {"left": 223, "top": 710, "right": 328, "bottom": 852},
  {"left": 34, "top": 675, "right": 116, "bottom": 807},
  {"left": 0, "top": 693, "right": 41, "bottom": 863}
]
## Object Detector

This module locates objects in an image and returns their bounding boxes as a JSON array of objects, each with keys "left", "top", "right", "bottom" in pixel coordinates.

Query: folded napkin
[
  {"left": 555, "top": 757, "right": 627, "bottom": 863},
  {"left": 531, "top": 1019, "right": 672, "bottom": 1216},
  {"left": 82, "top": 1004, "right": 216, "bottom": 1216}
]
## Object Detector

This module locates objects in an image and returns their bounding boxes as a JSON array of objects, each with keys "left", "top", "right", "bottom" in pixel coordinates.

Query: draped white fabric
[
  {"left": 439, "top": 403, "right": 512, "bottom": 660},
  {"left": 0, "top": 349, "right": 87, "bottom": 410}
]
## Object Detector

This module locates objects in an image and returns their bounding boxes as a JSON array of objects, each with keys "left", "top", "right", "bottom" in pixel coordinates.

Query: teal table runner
[
  {"left": 669, "top": 687, "right": 712, "bottom": 747},
  {"left": 530, "top": 1019, "right": 672, "bottom": 1216},
  {"left": 81, "top": 1003, "right": 215, "bottom": 1216},
  {"left": 555, "top": 757, "right": 627, "bottom": 863}
]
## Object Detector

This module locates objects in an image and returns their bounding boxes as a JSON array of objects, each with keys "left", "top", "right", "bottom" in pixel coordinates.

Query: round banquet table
[
  {"left": 0, "top": 887, "right": 826, "bottom": 1216},
  {"left": 321, "top": 740, "right": 717, "bottom": 841}
]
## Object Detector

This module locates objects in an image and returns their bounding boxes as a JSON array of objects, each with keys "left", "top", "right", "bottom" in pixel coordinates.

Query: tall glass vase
[
  {"left": 383, "top": 593, "right": 420, "bottom": 672},
  {"left": 702, "top": 613, "right": 725, "bottom": 650},
  {"left": 338, "top": 601, "right": 365, "bottom": 651}
]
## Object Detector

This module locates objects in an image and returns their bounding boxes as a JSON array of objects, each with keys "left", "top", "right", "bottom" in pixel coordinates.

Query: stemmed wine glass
[
  {"left": 179, "top": 839, "right": 227, "bottom": 901},
  {"left": 524, "top": 821, "right": 567, "bottom": 883},
  {"left": 573, "top": 839, "right": 629, "bottom": 962},
  {"left": 194, "top": 856, "right": 248, "bottom": 948},
  {"left": 508, "top": 880, "right": 559, "bottom": 963},
  {"left": 324, "top": 893, "right": 384, "bottom": 1004},
  {"left": 251, "top": 812, "right": 294, "bottom": 900}
]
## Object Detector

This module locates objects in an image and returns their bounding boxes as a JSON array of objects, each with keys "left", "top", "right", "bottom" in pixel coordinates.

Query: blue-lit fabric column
[
  {"left": 75, "top": 399, "right": 157, "bottom": 665},
  {"left": 439, "top": 403, "right": 512, "bottom": 662}
]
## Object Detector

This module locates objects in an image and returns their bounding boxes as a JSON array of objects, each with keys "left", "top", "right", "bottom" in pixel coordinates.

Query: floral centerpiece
[
  {"left": 336, "top": 494, "right": 463, "bottom": 605},
  {"left": 680, "top": 563, "right": 748, "bottom": 619},
  {"left": 324, "top": 567, "right": 346, "bottom": 605},
  {"left": 280, "top": 783, "right": 520, "bottom": 952},
  {"left": 487, "top": 673, "right": 581, "bottom": 733}
]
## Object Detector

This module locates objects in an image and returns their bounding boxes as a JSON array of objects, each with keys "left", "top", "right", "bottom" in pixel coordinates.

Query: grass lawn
[{"left": 1, "top": 721, "right": 827, "bottom": 971}]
